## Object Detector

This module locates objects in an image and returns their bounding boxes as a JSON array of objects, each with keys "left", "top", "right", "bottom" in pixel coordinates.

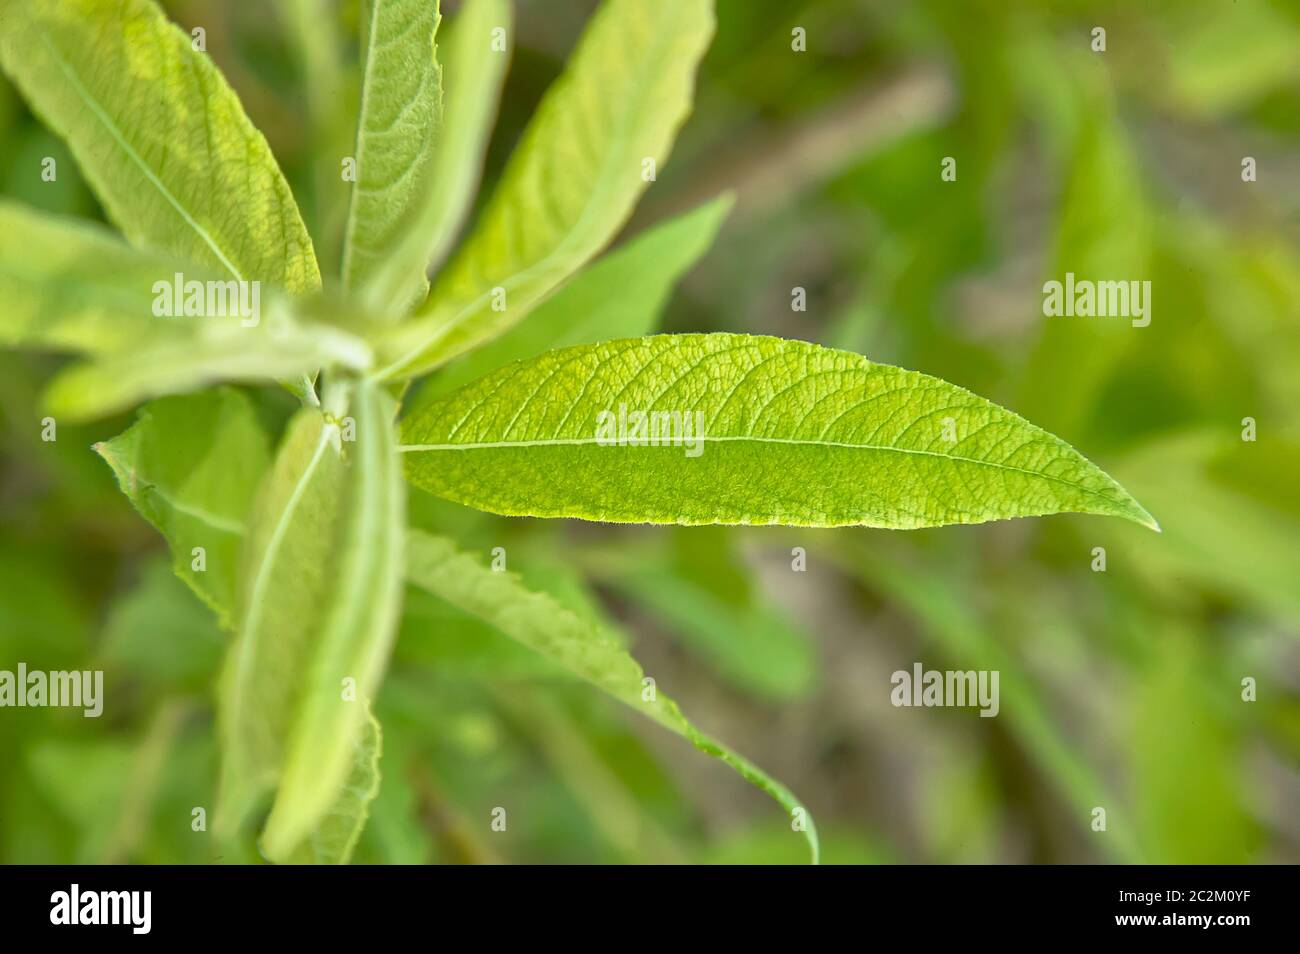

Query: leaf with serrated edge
[
  {"left": 377, "top": 0, "right": 714, "bottom": 378},
  {"left": 405, "top": 530, "right": 819, "bottom": 863},
  {"left": 342, "top": 0, "right": 443, "bottom": 306},
  {"left": 361, "top": 0, "right": 515, "bottom": 318},
  {"left": 285, "top": 704, "right": 383, "bottom": 865},
  {"left": 400, "top": 334, "right": 1158, "bottom": 530},
  {"left": 94, "top": 389, "right": 271, "bottom": 630},
  {"left": 0, "top": 0, "right": 320, "bottom": 293}
]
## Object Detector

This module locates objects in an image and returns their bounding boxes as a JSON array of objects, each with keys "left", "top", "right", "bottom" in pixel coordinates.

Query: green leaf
[
  {"left": 404, "top": 529, "right": 819, "bottom": 863},
  {"left": 0, "top": 200, "right": 197, "bottom": 354},
  {"left": 217, "top": 407, "right": 345, "bottom": 835},
  {"left": 94, "top": 389, "right": 272, "bottom": 629},
  {"left": 417, "top": 195, "right": 731, "bottom": 404},
  {"left": 341, "top": 0, "right": 444, "bottom": 307},
  {"left": 0, "top": 202, "right": 370, "bottom": 419},
  {"left": 359, "top": 0, "right": 512, "bottom": 315},
  {"left": 47, "top": 315, "right": 372, "bottom": 422},
  {"left": 217, "top": 377, "right": 405, "bottom": 862},
  {"left": 281, "top": 0, "right": 351, "bottom": 274},
  {"left": 377, "top": 0, "right": 715, "bottom": 378},
  {"left": 285, "top": 704, "right": 383, "bottom": 865},
  {"left": 399, "top": 333, "right": 1158, "bottom": 530},
  {"left": 0, "top": 0, "right": 320, "bottom": 293}
]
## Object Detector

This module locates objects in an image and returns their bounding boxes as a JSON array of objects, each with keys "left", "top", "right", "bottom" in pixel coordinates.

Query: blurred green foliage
[{"left": 0, "top": 0, "right": 1296, "bottom": 863}]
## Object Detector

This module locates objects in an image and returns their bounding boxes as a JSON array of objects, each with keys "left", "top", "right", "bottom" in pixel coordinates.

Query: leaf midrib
[
  {"left": 398, "top": 433, "right": 1132, "bottom": 511},
  {"left": 32, "top": 26, "right": 244, "bottom": 280},
  {"left": 230, "top": 422, "right": 337, "bottom": 720}
]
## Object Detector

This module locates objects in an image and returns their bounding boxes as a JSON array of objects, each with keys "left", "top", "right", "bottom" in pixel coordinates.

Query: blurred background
[{"left": 1, "top": 0, "right": 1298, "bottom": 863}]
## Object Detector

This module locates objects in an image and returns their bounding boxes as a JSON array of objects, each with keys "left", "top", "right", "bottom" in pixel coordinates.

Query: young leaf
[
  {"left": 400, "top": 334, "right": 1158, "bottom": 530},
  {"left": 0, "top": 0, "right": 321, "bottom": 294},
  {"left": 217, "top": 405, "right": 346, "bottom": 837},
  {"left": 0, "top": 201, "right": 200, "bottom": 354},
  {"left": 95, "top": 389, "right": 272, "bottom": 629},
  {"left": 262, "top": 378, "right": 404, "bottom": 861},
  {"left": 405, "top": 530, "right": 819, "bottom": 863},
  {"left": 359, "top": 0, "right": 514, "bottom": 318},
  {"left": 217, "top": 378, "right": 405, "bottom": 861},
  {"left": 415, "top": 195, "right": 731, "bottom": 405},
  {"left": 285, "top": 705, "right": 383, "bottom": 865},
  {"left": 341, "top": 0, "right": 444, "bottom": 306},
  {"left": 377, "top": 0, "right": 715, "bottom": 379},
  {"left": 45, "top": 318, "right": 372, "bottom": 422}
]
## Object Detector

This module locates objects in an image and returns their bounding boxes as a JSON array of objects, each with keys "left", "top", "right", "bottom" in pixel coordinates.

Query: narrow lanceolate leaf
[
  {"left": 405, "top": 530, "right": 819, "bottom": 863},
  {"left": 400, "top": 334, "right": 1159, "bottom": 530},
  {"left": 217, "top": 378, "right": 404, "bottom": 861},
  {"left": 0, "top": 201, "right": 195, "bottom": 354},
  {"left": 263, "top": 379, "right": 404, "bottom": 860},
  {"left": 45, "top": 317, "right": 372, "bottom": 422},
  {"left": 0, "top": 0, "right": 320, "bottom": 293},
  {"left": 417, "top": 194, "right": 731, "bottom": 404},
  {"left": 342, "top": 0, "right": 443, "bottom": 306},
  {"left": 377, "top": 0, "right": 715, "bottom": 379},
  {"left": 0, "top": 203, "right": 371, "bottom": 421},
  {"left": 95, "top": 389, "right": 272, "bottom": 630},
  {"left": 363, "top": 0, "right": 512, "bottom": 314},
  {"left": 285, "top": 705, "right": 383, "bottom": 865}
]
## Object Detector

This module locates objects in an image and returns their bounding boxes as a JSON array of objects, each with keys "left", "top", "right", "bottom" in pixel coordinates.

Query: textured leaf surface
[
  {"left": 342, "top": 0, "right": 443, "bottom": 304},
  {"left": 218, "top": 379, "right": 405, "bottom": 861},
  {"left": 95, "top": 389, "right": 271, "bottom": 629},
  {"left": 285, "top": 705, "right": 382, "bottom": 865},
  {"left": 405, "top": 530, "right": 819, "bottom": 863},
  {"left": 378, "top": 0, "right": 714, "bottom": 378},
  {"left": 401, "top": 334, "right": 1157, "bottom": 529},
  {"left": 0, "top": 0, "right": 320, "bottom": 293},
  {"left": 362, "top": 0, "right": 511, "bottom": 314},
  {"left": 418, "top": 195, "right": 730, "bottom": 403}
]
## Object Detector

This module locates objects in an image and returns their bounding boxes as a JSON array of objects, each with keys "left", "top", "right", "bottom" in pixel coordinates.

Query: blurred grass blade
[
  {"left": 378, "top": 0, "right": 715, "bottom": 378},
  {"left": 363, "top": 0, "right": 512, "bottom": 314},
  {"left": 833, "top": 540, "right": 1142, "bottom": 863},
  {"left": 400, "top": 333, "right": 1158, "bottom": 530},
  {"left": 610, "top": 565, "right": 816, "bottom": 702},
  {"left": 405, "top": 530, "right": 820, "bottom": 863},
  {"left": 0, "top": 0, "right": 321, "bottom": 294},
  {"left": 342, "top": 0, "right": 444, "bottom": 307}
]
